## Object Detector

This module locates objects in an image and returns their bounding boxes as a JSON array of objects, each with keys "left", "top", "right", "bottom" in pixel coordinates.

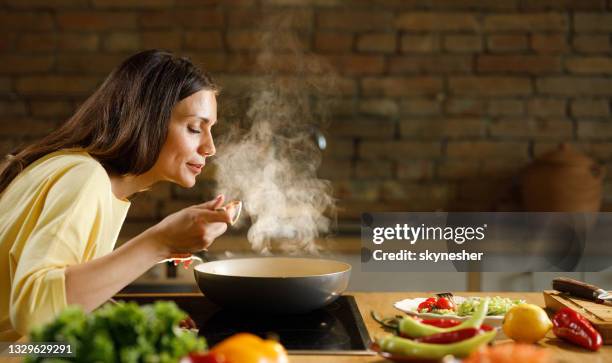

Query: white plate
[{"left": 393, "top": 296, "right": 505, "bottom": 328}]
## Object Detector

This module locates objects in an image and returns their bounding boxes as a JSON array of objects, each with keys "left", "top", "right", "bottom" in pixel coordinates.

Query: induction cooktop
[{"left": 116, "top": 294, "right": 373, "bottom": 355}]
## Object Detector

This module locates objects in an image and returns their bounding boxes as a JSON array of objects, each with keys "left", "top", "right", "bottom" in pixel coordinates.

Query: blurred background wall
[{"left": 0, "top": 0, "right": 611, "bottom": 231}]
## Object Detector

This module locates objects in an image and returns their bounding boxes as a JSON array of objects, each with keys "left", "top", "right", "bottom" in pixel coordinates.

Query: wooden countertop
[{"left": 113, "top": 291, "right": 611, "bottom": 363}]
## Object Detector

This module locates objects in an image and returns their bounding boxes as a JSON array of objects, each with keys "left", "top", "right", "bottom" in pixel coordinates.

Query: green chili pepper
[
  {"left": 399, "top": 297, "right": 490, "bottom": 338},
  {"left": 378, "top": 328, "right": 497, "bottom": 359}
]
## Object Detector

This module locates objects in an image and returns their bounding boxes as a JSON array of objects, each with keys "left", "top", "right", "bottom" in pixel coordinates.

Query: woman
[{"left": 0, "top": 50, "right": 233, "bottom": 341}]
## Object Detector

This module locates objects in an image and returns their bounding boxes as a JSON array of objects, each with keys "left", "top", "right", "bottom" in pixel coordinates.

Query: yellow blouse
[{"left": 0, "top": 149, "right": 130, "bottom": 341}]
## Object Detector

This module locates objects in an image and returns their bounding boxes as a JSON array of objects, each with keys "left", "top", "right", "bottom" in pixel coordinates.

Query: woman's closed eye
[{"left": 187, "top": 126, "right": 201, "bottom": 134}]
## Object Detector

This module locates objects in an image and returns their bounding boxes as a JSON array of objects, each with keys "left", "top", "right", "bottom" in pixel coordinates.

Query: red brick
[
  {"left": 57, "top": 11, "right": 138, "bottom": 30},
  {"left": 0, "top": 101, "right": 27, "bottom": 116},
  {"left": 92, "top": 0, "right": 173, "bottom": 8},
  {"left": 575, "top": 142, "right": 612, "bottom": 161},
  {"left": 445, "top": 98, "right": 486, "bottom": 116},
  {"left": 574, "top": 13, "right": 612, "bottom": 32},
  {"left": 571, "top": 99, "right": 610, "bottom": 117},
  {"left": 324, "top": 139, "right": 354, "bottom": 159},
  {"left": 381, "top": 182, "right": 453, "bottom": 204},
  {"left": 400, "top": 118, "right": 485, "bottom": 139},
  {"left": 141, "top": 31, "right": 181, "bottom": 51},
  {"left": 484, "top": 13, "right": 568, "bottom": 31},
  {"left": 140, "top": 9, "right": 224, "bottom": 29},
  {"left": 356, "top": 33, "right": 396, "bottom": 53},
  {"left": 362, "top": 77, "right": 443, "bottom": 97},
  {"left": 426, "top": 0, "right": 518, "bottom": 10},
  {"left": 317, "top": 10, "right": 392, "bottom": 31},
  {"left": 355, "top": 160, "right": 393, "bottom": 178},
  {"left": 389, "top": 55, "right": 472, "bottom": 74},
  {"left": 228, "top": 8, "right": 312, "bottom": 30},
  {"left": 329, "top": 119, "right": 395, "bottom": 139},
  {"left": 0, "top": 55, "right": 54, "bottom": 74},
  {"left": 0, "top": 118, "right": 57, "bottom": 138},
  {"left": 314, "top": 32, "right": 353, "bottom": 53},
  {"left": 226, "top": 31, "right": 308, "bottom": 51},
  {"left": 0, "top": 78, "right": 11, "bottom": 94},
  {"left": 447, "top": 141, "right": 529, "bottom": 159},
  {"left": 0, "top": 12, "right": 54, "bottom": 30},
  {"left": 537, "top": 77, "right": 612, "bottom": 95},
  {"left": 437, "top": 160, "right": 479, "bottom": 180},
  {"left": 486, "top": 34, "right": 528, "bottom": 52},
  {"left": 57, "top": 54, "right": 125, "bottom": 74},
  {"left": 58, "top": 33, "right": 99, "bottom": 51},
  {"left": 519, "top": 0, "right": 606, "bottom": 10},
  {"left": 181, "top": 52, "right": 228, "bottom": 72},
  {"left": 332, "top": 180, "right": 379, "bottom": 202},
  {"left": 103, "top": 32, "right": 140, "bottom": 52},
  {"left": 311, "top": 76, "right": 358, "bottom": 96},
  {"left": 527, "top": 98, "right": 567, "bottom": 116},
  {"left": 184, "top": 31, "right": 224, "bottom": 50},
  {"left": 401, "top": 34, "right": 440, "bottom": 53},
  {"left": 17, "top": 33, "right": 56, "bottom": 52},
  {"left": 16, "top": 76, "right": 100, "bottom": 95},
  {"left": 578, "top": 121, "right": 612, "bottom": 139},
  {"left": 531, "top": 34, "right": 569, "bottom": 53},
  {"left": 443, "top": 35, "right": 482, "bottom": 52},
  {"left": 488, "top": 99, "right": 525, "bottom": 116},
  {"left": 323, "top": 97, "right": 356, "bottom": 117},
  {"left": 489, "top": 118, "right": 574, "bottom": 139},
  {"left": 566, "top": 57, "right": 612, "bottom": 74},
  {"left": 358, "top": 99, "right": 399, "bottom": 118},
  {"left": 4, "top": 0, "right": 85, "bottom": 7},
  {"left": 29, "top": 101, "right": 74, "bottom": 118},
  {"left": 477, "top": 55, "right": 562, "bottom": 73},
  {"left": 573, "top": 35, "right": 611, "bottom": 53},
  {"left": 399, "top": 97, "right": 442, "bottom": 116},
  {"left": 449, "top": 77, "right": 532, "bottom": 96},
  {"left": 318, "top": 159, "right": 352, "bottom": 180},
  {"left": 359, "top": 141, "right": 441, "bottom": 160},
  {"left": 0, "top": 33, "right": 16, "bottom": 53},
  {"left": 328, "top": 55, "right": 385, "bottom": 75},
  {"left": 396, "top": 12, "right": 480, "bottom": 31},
  {"left": 397, "top": 160, "right": 434, "bottom": 180}
]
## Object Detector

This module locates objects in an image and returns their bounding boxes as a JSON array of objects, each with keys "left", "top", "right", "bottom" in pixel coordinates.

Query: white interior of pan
[{"left": 194, "top": 257, "right": 351, "bottom": 277}]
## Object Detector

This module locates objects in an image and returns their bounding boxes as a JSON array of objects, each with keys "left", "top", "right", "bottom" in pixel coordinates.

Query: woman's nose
[{"left": 199, "top": 135, "right": 215, "bottom": 157}]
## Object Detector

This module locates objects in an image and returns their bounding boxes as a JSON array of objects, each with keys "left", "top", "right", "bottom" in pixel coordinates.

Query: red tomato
[
  {"left": 417, "top": 297, "right": 437, "bottom": 312},
  {"left": 181, "top": 353, "right": 225, "bottom": 363},
  {"left": 434, "top": 297, "right": 455, "bottom": 310}
]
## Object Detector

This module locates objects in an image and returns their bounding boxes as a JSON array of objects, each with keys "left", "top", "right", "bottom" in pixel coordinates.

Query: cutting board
[{"left": 544, "top": 290, "right": 612, "bottom": 344}]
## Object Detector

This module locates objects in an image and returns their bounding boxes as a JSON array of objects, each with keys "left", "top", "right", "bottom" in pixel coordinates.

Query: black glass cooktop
[{"left": 115, "top": 294, "right": 373, "bottom": 355}]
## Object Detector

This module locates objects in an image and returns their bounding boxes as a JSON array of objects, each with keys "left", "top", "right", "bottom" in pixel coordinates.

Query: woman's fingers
[
  {"left": 197, "top": 194, "right": 225, "bottom": 210},
  {"left": 196, "top": 208, "right": 233, "bottom": 224}
]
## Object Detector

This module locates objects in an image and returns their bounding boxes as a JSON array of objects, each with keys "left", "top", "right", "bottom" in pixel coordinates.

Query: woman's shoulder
[{"left": 23, "top": 149, "right": 110, "bottom": 188}]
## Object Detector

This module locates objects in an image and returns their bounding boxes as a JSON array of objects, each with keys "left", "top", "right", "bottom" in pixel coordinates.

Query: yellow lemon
[{"left": 502, "top": 304, "right": 552, "bottom": 343}]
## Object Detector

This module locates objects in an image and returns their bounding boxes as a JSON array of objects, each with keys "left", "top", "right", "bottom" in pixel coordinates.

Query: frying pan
[{"left": 194, "top": 257, "right": 351, "bottom": 314}]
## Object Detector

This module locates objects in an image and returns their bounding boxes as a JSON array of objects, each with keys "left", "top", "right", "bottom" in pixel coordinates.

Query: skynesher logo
[{"left": 372, "top": 224, "right": 487, "bottom": 245}]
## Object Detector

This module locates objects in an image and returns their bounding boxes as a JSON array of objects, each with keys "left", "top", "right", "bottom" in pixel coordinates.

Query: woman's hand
[{"left": 146, "top": 195, "right": 233, "bottom": 259}]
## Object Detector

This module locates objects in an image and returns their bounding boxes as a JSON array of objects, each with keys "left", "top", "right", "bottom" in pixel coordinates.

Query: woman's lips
[{"left": 186, "top": 163, "right": 203, "bottom": 174}]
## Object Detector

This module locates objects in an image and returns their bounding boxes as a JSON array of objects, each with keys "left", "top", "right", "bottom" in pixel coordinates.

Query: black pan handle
[{"left": 553, "top": 277, "right": 602, "bottom": 301}]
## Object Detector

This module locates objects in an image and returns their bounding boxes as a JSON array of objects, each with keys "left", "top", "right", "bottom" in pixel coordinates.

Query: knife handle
[{"left": 553, "top": 277, "right": 602, "bottom": 300}]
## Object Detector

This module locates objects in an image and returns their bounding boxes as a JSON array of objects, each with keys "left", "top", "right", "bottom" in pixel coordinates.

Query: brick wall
[{"left": 1, "top": 0, "right": 611, "bottom": 224}]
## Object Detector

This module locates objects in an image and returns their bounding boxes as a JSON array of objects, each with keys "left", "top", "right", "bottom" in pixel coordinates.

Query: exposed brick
[
  {"left": 537, "top": 77, "right": 612, "bottom": 95},
  {"left": 445, "top": 98, "right": 486, "bottom": 116},
  {"left": 92, "top": 0, "right": 174, "bottom": 8},
  {"left": 0, "top": 33, "right": 16, "bottom": 53},
  {"left": 489, "top": 118, "right": 574, "bottom": 139},
  {"left": 0, "top": 78, "right": 11, "bottom": 94},
  {"left": 519, "top": 0, "right": 606, "bottom": 10},
  {"left": 324, "top": 139, "right": 354, "bottom": 159},
  {"left": 397, "top": 160, "right": 434, "bottom": 180},
  {"left": 571, "top": 99, "right": 610, "bottom": 117},
  {"left": 396, "top": 12, "right": 480, "bottom": 31},
  {"left": 566, "top": 57, "right": 612, "bottom": 74},
  {"left": 57, "top": 11, "right": 138, "bottom": 30},
  {"left": 329, "top": 119, "right": 395, "bottom": 139},
  {"left": 0, "top": 118, "right": 57, "bottom": 138},
  {"left": 15, "top": 76, "right": 99, "bottom": 95},
  {"left": 4, "top": 0, "right": 85, "bottom": 7},
  {"left": 381, "top": 181, "right": 453, "bottom": 204},
  {"left": 449, "top": 77, "right": 532, "bottom": 96},
  {"left": 184, "top": 31, "right": 224, "bottom": 50},
  {"left": 227, "top": 8, "right": 312, "bottom": 30},
  {"left": 531, "top": 34, "right": 569, "bottom": 53},
  {"left": 425, "top": 0, "right": 518, "bottom": 10},
  {"left": 357, "top": 99, "right": 399, "bottom": 118},
  {"left": 0, "top": 12, "right": 54, "bottom": 30},
  {"left": 141, "top": 30, "right": 181, "bottom": 50},
  {"left": 58, "top": 33, "right": 99, "bottom": 51},
  {"left": 0, "top": 55, "right": 54, "bottom": 74},
  {"left": 486, "top": 34, "right": 528, "bottom": 52},
  {"left": 388, "top": 55, "right": 472, "bottom": 74},
  {"left": 317, "top": 10, "right": 392, "bottom": 31},
  {"left": 17, "top": 33, "right": 56, "bottom": 52},
  {"left": 328, "top": 55, "right": 385, "bottom": 75},
  {"left": 400, "top": 118, "right": 485, "bottom": 139},
  {"left": 573, "top": 35, "right": 611, "bottom": 53},
  {"left": 323, "top": 97, "right": 357, "bottom": 117},
  {"left": 355, "top": 160, "right": 393, "bottom": 178},
  {"left": 400, "top": 97, "right": 442, "bottom": 116},
  {"left": 314, "top": 32, "right": 353, "bottom": 53},
  {"left": 103, "top": 32, "right": 140, "bottom": 52},
  {"left": 140, "top": 9, "right": 224, "bottom": 29},
  {"left": 488, "top": 99, "right": 525, "bottom": 116},
  {"left": 359, "top": 141, "right": 441, "bottom": 160},
  {"left": 401, "top": 34, "right": 440, "bottom": 53},
  {"left": 29, "top": 101, "right": 74, "bottom": 118},
  {"left": 575, "top": 142, "right": 612, "bottom": 161},
  {"left": 362, "top": 77, "right": 443, "bottom": 97},
  {"left": 447, "top": 141, "right": 529, "bottom": 159},
  {"left": 443, "top": 35, "right": 482, "bottom": 52},
  {"left": 484, "top": 13, "right": 568, "bottom": 31},
  {"left": 574, "top": 13, "right": 612, "bottom": 32},
  {"left": 578, "top": 120, "right": 612, "bottom": 139},
  {"left": 356, "top": 33, "right": 396, "bottom": 53},
  {"left": 437, "top": 160, "right": 479, "bottom": 180},
  {"left": 477, "top": 55, "right": 562, "bottom": 73},
  {"left": 226, "top": 31, "right": 308, "bottom": 52},
  {"left": 0, "top": 101, "right": 27, "bottom": 116},
  {"left": 527, "top": 98, "right": 567, "bottom": 116},
  {"left": 57, "top": 54, "right": 125, "bottom": 74},
  {"left": 182, "top": 52, "right": 227, "bottom": 72},
  {"left": 318, "top": 159, "right": 352, "bottom": 180},
  {"left": 332, "top": 180, "right": 379, "bottom": 202}
]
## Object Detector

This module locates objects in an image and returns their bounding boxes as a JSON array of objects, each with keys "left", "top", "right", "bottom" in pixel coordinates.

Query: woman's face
[{"left": 151, "top": 89, "right": 217, "bottom": 188}]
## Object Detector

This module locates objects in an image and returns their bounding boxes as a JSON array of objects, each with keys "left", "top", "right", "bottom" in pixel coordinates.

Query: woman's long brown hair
[{"left": 0, "top": 49, "right": 217, "bottom": 194}]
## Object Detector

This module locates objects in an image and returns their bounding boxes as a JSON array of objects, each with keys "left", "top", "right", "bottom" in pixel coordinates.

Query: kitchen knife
[{"left": 552, "top": 277, "right": 612, "bottom": 303}]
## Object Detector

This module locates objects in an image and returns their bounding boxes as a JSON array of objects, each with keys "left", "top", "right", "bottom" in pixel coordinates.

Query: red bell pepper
[
  {"left": 552, "top": 307, "right": 602, "bottom": 351},
  {"left": 419, "top": 318, "right": 493, "bottom": 331}
]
